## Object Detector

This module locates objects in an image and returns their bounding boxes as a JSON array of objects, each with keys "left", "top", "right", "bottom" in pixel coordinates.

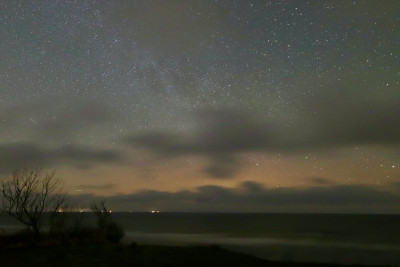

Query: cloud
[
  {"left": 124, "top": 109, "right": 274, "bottom": 178},
  {"left": 308, "top": 177, "right": 334, "bottom": 185},
  {"left": 0, "top": 142, "right": 124, "bottom": 173},
  {"left": 70, "top": 181, "right": 400, "bottom": 213},
  {"left": 123, "top": 88, "right": 400, "bottom": 178},
  {"left": 0, "top": 99, "right": 117, "bottom": 140},
  {"left": 0, "top": 99, "right": 124, "bottom": 173},
  {"left": 295, "top": 89, "right": 400, "bottom": 149},
  {"left": 202, "top": 154, "right": 241, "bottom": 179},
  {"left": 127, "top": 109, "right": 273, "bottom": 154},
  {"left": 78, "top": 183, "right": 116, "bottom": 191},
  {"left": 39, "top": 101, "right": 116, "bottom": 139}
]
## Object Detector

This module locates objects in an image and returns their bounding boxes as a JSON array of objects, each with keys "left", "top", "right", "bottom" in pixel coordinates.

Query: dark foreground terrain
[
  {"left": 0, "top": 232, "right": 391, "bottom": 267},
  {"left": 0, "top": 244, "right": 383, "bottom": 267}
]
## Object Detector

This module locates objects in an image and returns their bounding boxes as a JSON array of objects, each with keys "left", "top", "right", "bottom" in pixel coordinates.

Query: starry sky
[{"left": 1, "top": 0, "right": 400, "bottom": 213}]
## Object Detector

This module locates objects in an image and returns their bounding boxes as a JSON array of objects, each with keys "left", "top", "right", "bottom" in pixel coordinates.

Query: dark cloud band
[
  {"left": 124, "top": 100, "right": 400, "bottom": 178},
  {"left": 0, "top": 142, "right": 124, "bottom": 173}
]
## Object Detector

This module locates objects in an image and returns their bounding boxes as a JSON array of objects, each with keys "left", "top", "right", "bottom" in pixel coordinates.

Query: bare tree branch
[{"left": 0, "top": 168, "right": 66, "bottom": 236}]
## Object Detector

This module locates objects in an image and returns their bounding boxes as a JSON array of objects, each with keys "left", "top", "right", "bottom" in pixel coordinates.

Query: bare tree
[{"left": 0, "top": 168, "right": 66, "bottom": 236}]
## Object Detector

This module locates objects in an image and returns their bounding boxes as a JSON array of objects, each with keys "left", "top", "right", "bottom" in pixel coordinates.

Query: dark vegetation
[
  {"left": 0, "top": 239, "right": 373, "bottom": 267},
  {"left": 0, "top": 168, "right": 65, "bottom": 236},
  {"left": 0, "top": 168, "right": 124, "bottom": 243},
  {"left": 91, "top": 201, "right": 125, "bottom": 243}
]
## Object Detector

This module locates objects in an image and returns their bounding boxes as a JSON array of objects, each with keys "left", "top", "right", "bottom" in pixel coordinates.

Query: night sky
[{"left": 1, "top": 1, "right": 399, "bottom": 212}]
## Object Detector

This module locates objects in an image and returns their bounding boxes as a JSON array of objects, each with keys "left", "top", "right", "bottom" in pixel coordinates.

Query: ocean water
[{"left": 1, "top": 212, "right": 400, "bottom": 265}]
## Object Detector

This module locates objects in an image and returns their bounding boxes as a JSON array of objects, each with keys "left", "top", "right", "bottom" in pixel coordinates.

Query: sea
[{"left": 1, "top": 212, "right": 400, "bottom": 265}]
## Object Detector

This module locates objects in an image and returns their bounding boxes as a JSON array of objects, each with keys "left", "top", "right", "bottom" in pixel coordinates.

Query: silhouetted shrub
[
  {"left": 91, "top": 201, "right": 124, "bottom": 243},
  {"left": 104, "top": 220, "right": 124, "bottom": 243}
]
